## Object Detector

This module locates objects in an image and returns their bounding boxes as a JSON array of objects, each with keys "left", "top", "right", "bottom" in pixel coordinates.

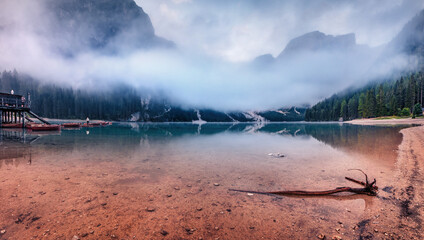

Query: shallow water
[{"left": 0, "top": 122, "right": 411, "bottom": 239}]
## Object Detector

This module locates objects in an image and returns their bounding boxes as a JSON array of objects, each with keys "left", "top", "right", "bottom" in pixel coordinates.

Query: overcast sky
[{"left": 139, "top": 0, "right": 424, "bottom": 61}]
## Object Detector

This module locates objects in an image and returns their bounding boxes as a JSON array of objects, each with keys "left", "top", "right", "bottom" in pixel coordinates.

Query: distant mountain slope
[
  {"left": 251, "top": 31, "right": 361, "bottom": 65},
  {"left": 46, "top": 0, "right": 174, "bottom": 55},
  {"left": 305, "top": 9, "right": 424, "bottom": 122},
  {"left": 305, "top": 72, "right": 423, "bottom": 121},
  {"left": 390, "top": 9, "right": 424, "bottom": 54},
  {"left": 389, "top": 9, "right": 424, "bottom": 66},
  {"left": 277, "top": 31, "right": 356, "bottom": 59},
  {"left": 252, "top": 54, "right": 275, "bottom": 66}
]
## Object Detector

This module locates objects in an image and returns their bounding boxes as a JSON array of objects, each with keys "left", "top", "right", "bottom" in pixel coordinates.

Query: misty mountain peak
[
  {"left": 277, "top": 31, "right": 356, "bottom": 59},
  {"left": 253, "top": 54, "right": 275, "bottom": 65},
  {"left": 390, "top": 9, "right": 424, "bottom": 59},
  {"left": 47, "top": 0, "right": 174, "bottom": 55}
]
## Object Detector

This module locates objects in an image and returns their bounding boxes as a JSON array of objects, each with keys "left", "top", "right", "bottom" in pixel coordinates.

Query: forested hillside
[
  {"left": 0, "top": 70, "right": 142, "bottom": 120},
  {"left": 305, "top": 72, "right": 424, "bottom": 121}
]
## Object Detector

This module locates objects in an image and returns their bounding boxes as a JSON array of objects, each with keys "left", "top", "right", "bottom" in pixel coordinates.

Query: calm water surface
[{"left": 0, "top": 122, "right": 407, "bottom": 185}]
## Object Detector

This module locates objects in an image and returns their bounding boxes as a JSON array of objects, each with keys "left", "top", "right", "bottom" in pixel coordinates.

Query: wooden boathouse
[{"left": 0, "top": 92, "right": 49, "bottom": 128}]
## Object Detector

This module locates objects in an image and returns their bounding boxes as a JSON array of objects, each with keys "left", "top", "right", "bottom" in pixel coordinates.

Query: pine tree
[
  {"left": 358, "top": 93, "right": 366, "bottom": 118},
  {"left": 406, "top": 75, "right": 416, "bottom": 109},
  {"left": 348, "top": 97, "right": 358, "bottom": 119},
  {"left": 388, "top": 95, "right": 397, "bottom": 116},
  {"left": 376, "top": 85, "right": 386, "bottom": 116},
  {"left": 340, "top": 99, "right": 348, "bottom": 120},
  {"left": 365, "top": 89, "right": 377, "bottom": 118},
  {"left": 395, "top": 77, "right": 404, "bottom": 109}
]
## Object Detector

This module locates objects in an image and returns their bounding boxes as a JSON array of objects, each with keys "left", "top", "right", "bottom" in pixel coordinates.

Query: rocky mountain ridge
[{"left": 46, "top": 0, "right": 174, "bottom": 56}]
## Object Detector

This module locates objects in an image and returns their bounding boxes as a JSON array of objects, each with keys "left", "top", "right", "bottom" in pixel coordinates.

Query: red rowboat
[
  {"left": 27, "top": 124, "right": 61, "bottom": 131},
  {"left": 2, "top": 123, "right": 23, "bottom": 128},
  {"left": 82, "top": 122, "right": 101, "bottom": 127},
  {"left": 62, "top": 123, "right": 81, "bottom": 128}
]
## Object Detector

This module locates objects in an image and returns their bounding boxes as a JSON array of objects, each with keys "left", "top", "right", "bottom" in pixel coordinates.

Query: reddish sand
[
  {"left": 0, "top": 123, "right": 423, "bottom": 239},
  {"left": 347, "top": 117, "right": 424, "bottom": 126}
]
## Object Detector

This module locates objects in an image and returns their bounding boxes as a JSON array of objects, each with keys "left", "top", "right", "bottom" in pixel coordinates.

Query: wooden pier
[
  {"left": 0, "top": 92, "right": 50, "bottom": 128},
  {"left": 0, "top": 92, "right": 29, "bottom": 128}
]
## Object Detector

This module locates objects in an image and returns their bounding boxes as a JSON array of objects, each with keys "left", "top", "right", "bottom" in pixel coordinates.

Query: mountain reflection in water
[{"left": 0, "top": 122, "right": 408, "bottom": 170}]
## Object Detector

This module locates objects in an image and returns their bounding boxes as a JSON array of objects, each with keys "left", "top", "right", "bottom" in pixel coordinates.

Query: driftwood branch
[{"left": 229, "top": 170, "right": 378, "bottom": 197}]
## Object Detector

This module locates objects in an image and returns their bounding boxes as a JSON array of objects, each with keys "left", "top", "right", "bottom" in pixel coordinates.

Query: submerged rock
[
  {"left": 268, "top": 153, "right": 285, "bottom": 158},
  {"left": 146, "top": 207, "right": 156, "bottom": 212}
]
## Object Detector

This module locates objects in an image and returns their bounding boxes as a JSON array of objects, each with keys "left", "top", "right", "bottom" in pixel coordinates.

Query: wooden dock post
[{"left": 21, "top": 111, "right": 25, "bottom": 129}]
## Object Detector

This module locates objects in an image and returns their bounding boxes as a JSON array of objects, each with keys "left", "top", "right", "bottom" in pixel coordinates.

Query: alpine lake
[{"left": 0, "top": 122, "right": 415, "bottom": 239}]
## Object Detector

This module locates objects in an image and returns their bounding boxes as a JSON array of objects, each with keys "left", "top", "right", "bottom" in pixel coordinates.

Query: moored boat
[
  {"left": 82, "top": 122, "right": 106, "bottom": 127},
  {"left": 27, "top": 124, "right": 61, "bottom": 131},
  {"left": 62, "top": 123, "right": 81, "bottom": 128},
  {"left": 1, "top": 123, "right": 23, "bottom": 128}
]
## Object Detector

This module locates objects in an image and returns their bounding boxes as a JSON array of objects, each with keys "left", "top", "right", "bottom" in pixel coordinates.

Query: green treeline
[
  {"left": 305, "top": 72, "right": 424, "bottom": 121},
  {"left": 0, "top": 70, "right": 142, "bottom": 120}
]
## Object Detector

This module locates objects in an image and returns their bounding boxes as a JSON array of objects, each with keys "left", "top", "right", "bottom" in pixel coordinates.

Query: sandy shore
[
  {"left": 347, "top": 118, "right": 424, "bottom": 238},
  {"left": 347, "top": 117, "right": 424, "bottom": 126},
  {"left": 391, "top": 125, "right": 424, "bottom": 238}
]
